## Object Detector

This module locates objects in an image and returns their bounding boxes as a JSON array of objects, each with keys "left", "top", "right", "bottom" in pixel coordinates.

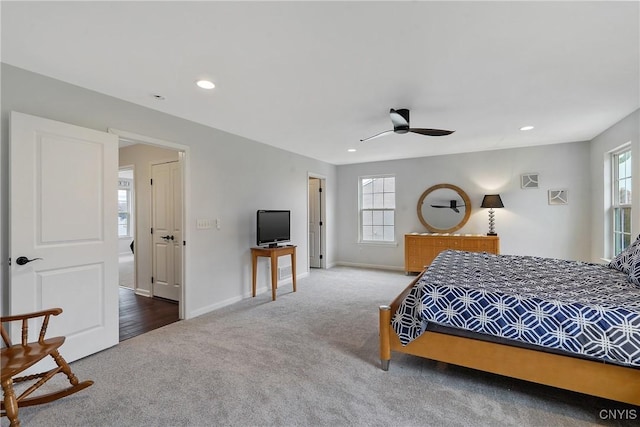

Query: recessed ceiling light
[
  {"left": 347, "top": 148, "right": 357, "bottom": 152},
  {"left": 520, "top": 125, "right": 534, "bottom": 131},
  {"left": 196, "top": 80, "right": 215, "bottom": 90}
]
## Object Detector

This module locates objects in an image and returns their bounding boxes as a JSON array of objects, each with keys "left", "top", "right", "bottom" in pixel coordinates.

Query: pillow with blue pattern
[
  {"left": 608, "top": 235, "right": 640, "bottom": 274},
  {"left": 629, "top": 243, "right": 640, "bottom": 286}
]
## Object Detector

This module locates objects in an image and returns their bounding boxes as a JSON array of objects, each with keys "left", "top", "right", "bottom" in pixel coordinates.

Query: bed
[{"left": 379, "top": 250, "right": 640, "bottom": 405}]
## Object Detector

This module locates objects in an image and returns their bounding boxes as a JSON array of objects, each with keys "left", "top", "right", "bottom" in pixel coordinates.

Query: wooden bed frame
[{"left": 379, "top": 274, "right": 640, "bottom": 406}]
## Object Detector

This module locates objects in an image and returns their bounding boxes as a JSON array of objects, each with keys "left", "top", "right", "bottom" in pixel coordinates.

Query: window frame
[
  {"left": 611, "top": 146, "right": 632, "bottom": 257},
  {"left": 358, "top": 174, "right": 397, "bottom": 245}
]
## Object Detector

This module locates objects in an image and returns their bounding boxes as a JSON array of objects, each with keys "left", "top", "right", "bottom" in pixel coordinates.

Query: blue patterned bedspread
[{"left": 392, "top": 250, "right": 640, "bottom": 367}]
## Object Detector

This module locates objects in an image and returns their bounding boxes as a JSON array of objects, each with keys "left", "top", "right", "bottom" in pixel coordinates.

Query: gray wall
[
  {"left": 336, "top": 141, "right": 592, "bottom": 268},
  {"left": 1, "top": 64, "right": 337, "bottom": 318}
]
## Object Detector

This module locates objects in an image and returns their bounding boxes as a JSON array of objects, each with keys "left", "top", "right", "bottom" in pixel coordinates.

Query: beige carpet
[{"left": 4, "top": 267, "right": 636, "bottom": 426}]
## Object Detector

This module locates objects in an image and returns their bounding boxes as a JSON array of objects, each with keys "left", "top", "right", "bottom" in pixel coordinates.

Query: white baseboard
[
  {"left": 334, "top": 261, "right": 404, "bottom": 272},
  {"left": 187, "top": 294, "right": 246, "bottom": 319},
  {"left": 277, "top": 271, "right": 309, "bottom": 285},
  {"left": 186, "top": 272, "right": 310, "bottom": 319},
  {"left": 134, "top": 288, "right": 151, "bottom": 298}
]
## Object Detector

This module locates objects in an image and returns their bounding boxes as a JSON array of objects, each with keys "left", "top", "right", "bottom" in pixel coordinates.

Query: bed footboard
[{"left": 378, "top": 302, "right": 640, "bottom": 405}]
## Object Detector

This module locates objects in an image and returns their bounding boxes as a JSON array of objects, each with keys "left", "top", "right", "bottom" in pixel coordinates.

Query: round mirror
[{"left": 417, "top": 184, "right": 471, "bottom": 233}]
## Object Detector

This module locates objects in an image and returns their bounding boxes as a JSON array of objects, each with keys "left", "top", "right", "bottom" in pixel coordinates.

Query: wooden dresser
[{"left": 404, "top": 234, "right": 500, "bottom": 273}]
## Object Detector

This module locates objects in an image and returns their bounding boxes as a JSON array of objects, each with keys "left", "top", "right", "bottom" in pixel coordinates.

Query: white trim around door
[{"left": 109, "top": 128, "right": 189, "bottom": 320}]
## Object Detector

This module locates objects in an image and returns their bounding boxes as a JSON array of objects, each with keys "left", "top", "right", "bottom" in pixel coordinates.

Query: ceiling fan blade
[
  {"left": 360, "top": 129, "right": 394, "bottom": 142},
  {"left": 410, "top": 128, "right": 455, "bottom": 136},
  {"left": 390, "top": 109, "right": 409, "bottom": 128}
]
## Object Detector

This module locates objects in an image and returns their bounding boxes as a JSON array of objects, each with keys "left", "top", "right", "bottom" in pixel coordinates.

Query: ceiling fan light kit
[{"left": 360, "top": 108, "right": 454, "bottom": 142}]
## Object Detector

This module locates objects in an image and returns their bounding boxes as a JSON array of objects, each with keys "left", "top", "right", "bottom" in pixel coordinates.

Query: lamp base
[{"left": 486, "top": 208, "right": 497, "bottom": 237}]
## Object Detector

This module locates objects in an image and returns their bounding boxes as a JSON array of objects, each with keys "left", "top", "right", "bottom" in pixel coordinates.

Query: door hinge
[
  {"left": 151, "top": 277, "right": 154, "bottom": 284},
  {"left": 8, "top": 257, "right": 11, "bottom": 266},
  {"left": 151, "top": 227, "right": 153, "bottom": 234},
  {"left": 150, "top": 178, "right": 153, "bottom": 185},
  {"left": 319, "top": 221, "right": 323, "bottom": 226},
  {"left": 319, "top": 255, "right": 323, "bottom": 260},
  {"left": 183, "top": 241, "right": 186, "bottom": 246},
  {"left": 319, "top": 187, "right": 323, "bottom": 192}
]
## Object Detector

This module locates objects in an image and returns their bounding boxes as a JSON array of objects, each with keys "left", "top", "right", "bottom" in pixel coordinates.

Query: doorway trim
[
  {"left": 307, "top": 172, "right": 327, "bottom": 270},
  {"left": 109, "top": 128, "right": 189, "bottom": 320}
]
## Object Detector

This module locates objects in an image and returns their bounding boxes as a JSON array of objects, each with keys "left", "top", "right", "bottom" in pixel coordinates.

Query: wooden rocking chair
[{"left": 1, "top": 308, "right": 94, "bottom": 427}]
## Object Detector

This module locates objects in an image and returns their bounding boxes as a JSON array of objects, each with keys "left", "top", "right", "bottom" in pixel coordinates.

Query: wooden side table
[{"left": 251, "top": 245, "right": 297, "bottom": 301}]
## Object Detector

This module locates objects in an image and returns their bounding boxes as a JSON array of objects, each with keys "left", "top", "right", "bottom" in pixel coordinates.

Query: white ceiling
[{"left": 2, "top": 1, "right": 638, "bottom": 165}]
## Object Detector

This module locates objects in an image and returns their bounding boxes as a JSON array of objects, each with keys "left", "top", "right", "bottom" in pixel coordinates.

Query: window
[
  {"left": 612, "top": 147, "right": 632, "bottom": 256},
  {"left": 118, "top": 179, "right": 133, "bottom": 238},
  {"left": 359, "top": 175, "right": 395, "bottom": 242}
]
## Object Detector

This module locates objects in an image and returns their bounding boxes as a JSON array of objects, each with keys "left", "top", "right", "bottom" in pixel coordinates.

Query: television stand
[{"left": 251, "top": 245, "right": 297, "bottom": 301}]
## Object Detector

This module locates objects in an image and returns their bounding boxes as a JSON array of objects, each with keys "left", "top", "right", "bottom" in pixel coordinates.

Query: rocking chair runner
[{"left": 1, "top": 308, "right": 94, "bottom": 427}]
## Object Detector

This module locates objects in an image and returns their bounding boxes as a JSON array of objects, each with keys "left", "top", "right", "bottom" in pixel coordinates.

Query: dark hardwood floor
[{"left": 119, "top": 287, "right": 179, "bottom": 341}]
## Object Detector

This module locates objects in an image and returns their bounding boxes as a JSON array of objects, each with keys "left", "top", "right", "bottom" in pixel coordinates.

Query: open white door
[
  {"left": 308, "top": 177, "right": 322, "bottom": 268},
  {"left": 10, "top": 112, "right": 119, "bottom": 363},
  {"left": 151, "top": 161, "right": 182, "bottom": 301}
]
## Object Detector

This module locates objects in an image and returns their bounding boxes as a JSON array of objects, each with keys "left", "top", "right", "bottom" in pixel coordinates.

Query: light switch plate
[{"left": 196, "top": 219, "right": 213, "bottom": 229}]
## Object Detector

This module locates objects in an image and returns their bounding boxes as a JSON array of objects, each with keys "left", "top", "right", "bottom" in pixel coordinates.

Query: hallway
[
  {"left": 119, "top": 287, "right": 179, "bottom": 341},
  {"left": 119, "top": 253, "right": 179, "bottom": 341}
]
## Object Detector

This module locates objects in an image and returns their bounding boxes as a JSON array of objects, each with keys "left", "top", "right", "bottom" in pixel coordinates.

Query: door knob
[
  {"left": 161, "top": 235, "right": 174, "bottom": 240},
  {"left": 16, "top": 256, "right": 43, "bottom": 266}
]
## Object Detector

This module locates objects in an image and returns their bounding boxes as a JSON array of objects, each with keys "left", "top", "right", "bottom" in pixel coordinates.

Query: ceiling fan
[
  {"left": 430, "top": 200, "right": 465, "bottom": 213},
  {"left": 360, "top": 108, "right": 454, "bottom": 142}
]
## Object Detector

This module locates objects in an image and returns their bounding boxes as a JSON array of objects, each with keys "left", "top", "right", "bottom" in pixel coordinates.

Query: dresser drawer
[
  {"left": 433, "top": 238, "right": 459, "bottom": 247},
  {"left": 404, "top": 234, "right": 499, "bottom": 273}
]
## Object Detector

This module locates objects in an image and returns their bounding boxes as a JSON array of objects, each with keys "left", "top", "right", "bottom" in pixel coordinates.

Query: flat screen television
[{"left": 256, "top": 210, "right": 291, "bottom": 247}]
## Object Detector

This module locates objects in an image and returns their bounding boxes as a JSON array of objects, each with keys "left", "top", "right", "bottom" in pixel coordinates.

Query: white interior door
[
  {"left": 308, "top": 178, "right": 322, "bottom": 268},
  {"left": 151, "top": 161, "right": 182, "bottom": 301},
  {"left": 9, "top": 111, "right": 119, "bottom": 363}
]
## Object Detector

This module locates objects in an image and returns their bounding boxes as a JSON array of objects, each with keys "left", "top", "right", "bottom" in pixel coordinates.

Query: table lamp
[{"left": 481, "top": 194, "right": 504, "bottom": 236}]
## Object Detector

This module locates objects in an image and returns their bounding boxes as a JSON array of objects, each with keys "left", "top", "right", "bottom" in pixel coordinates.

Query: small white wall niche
[{"left": 548, "top": 189, "right": 568, "bottom": 205}]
